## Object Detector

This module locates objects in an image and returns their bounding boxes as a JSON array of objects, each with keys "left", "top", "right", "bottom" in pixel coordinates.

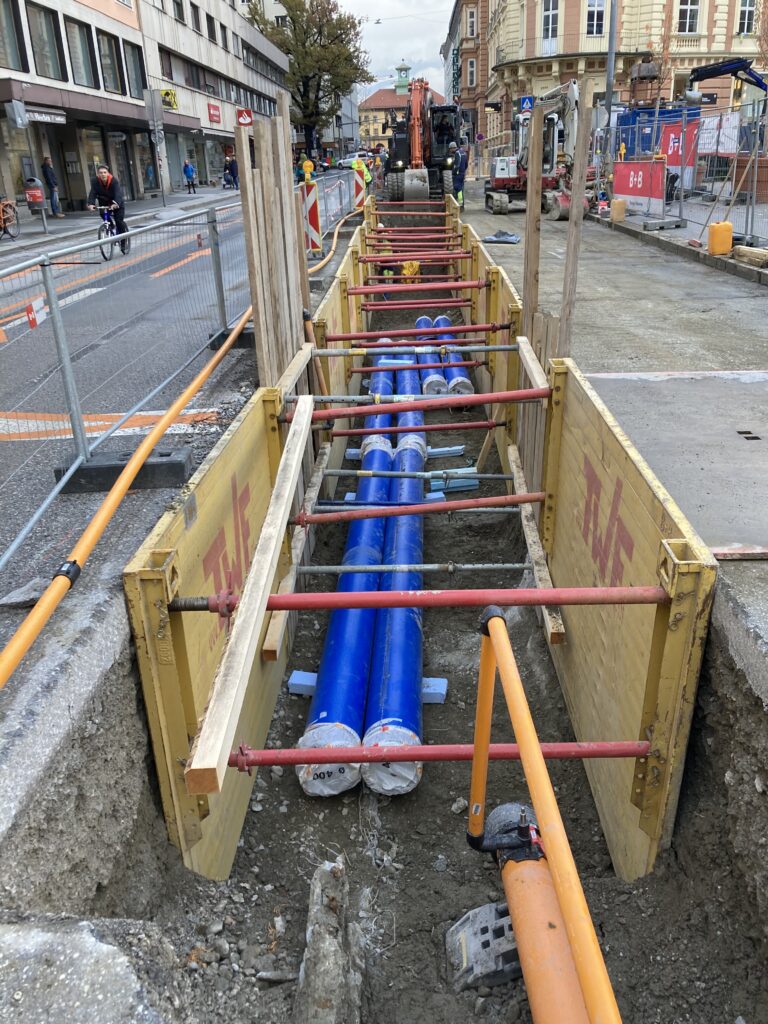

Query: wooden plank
[
  {"left": 507, "top": 443, "right": 566, "bottom": 644},
  {"left": 557, "top": 78, "right": 594, "bottom": 358},
  {"left": 262, "top": 443, "right": 330, "bottom": 661},
  {"left": 235, "top": 126, "right": 275, "bottom": 386},
  {"left": 253, "top": 122, "right": 289, "bottom": 380},
  {"left": 275, "top": 94, "right": 305, "bottom": 345},
  {"left": 185, "top": 397, "right": 314, "bottom": 795},
  {"left": 294, "top": 191, "right": 311, "bottom": 310},
  {"left": 522, "top": 103, "right": 544, "bottom": 339},
  {"left": 732, "top": 245, "right": 768, "bottom": 267}
]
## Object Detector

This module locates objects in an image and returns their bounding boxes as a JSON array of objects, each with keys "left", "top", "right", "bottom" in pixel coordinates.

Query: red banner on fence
[
  {"left": 659, "top": 123, "right": 698, "bottom": 169},
  {"left": 613, "top": 160, "right": 666, "bottom": 217}
]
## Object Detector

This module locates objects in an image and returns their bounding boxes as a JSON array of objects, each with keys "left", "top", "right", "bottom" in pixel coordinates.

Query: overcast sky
[{"left": 336, "top": 2, "right": 454, "bottom": 100}]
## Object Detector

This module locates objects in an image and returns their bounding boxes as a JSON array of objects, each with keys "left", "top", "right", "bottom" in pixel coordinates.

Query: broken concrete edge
[
  {"left": 711, "top": 567, "right": 768, "bottom": 708},
  {"left": 293, "top": 857, "right": 364, "bottom": 1024},
  {"left": 588, "top": 213, "right": 768, "bottom": 288}
]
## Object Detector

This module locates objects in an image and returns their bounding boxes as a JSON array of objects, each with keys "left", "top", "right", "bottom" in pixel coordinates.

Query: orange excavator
[{"left": 387, "top": 78, "right": 464, "bottom": 201}]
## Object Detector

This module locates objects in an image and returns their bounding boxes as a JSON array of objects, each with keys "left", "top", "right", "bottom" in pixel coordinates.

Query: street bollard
[{"left": 207, "top": 207, "right": 228, "bottom": 333}]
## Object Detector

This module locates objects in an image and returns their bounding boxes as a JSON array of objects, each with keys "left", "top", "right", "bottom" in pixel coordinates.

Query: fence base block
[{"left": 55, "top": 447, "right": 193, "bottom": 494}]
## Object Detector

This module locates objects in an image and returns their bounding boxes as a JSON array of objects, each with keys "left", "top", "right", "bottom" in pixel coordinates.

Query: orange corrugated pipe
[
  {"left": 486, "top": 614, "right": 623, "bottom": 1024},
  {"left": 502, "top": 858, "right": 590, "bottom": 1023},
  {"left": 0, "top": 307, "right": 253, "bottom": 690}
]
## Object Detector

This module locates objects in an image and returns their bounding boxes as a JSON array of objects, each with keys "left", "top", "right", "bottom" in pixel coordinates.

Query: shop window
[
  {"left": 97, "top": 31, "right": 124, "bottom": 93},
  {"left": 220, "top": 24, "right": 228, "bottom": 50},
  {"left": 65, "top": 18, "right": 98, "bottom": 87},
  {"left": 206, "top": 13, "right": 216, "bottom": 41},
  {"left": 124, "top": 42, "right": 146, "bottom": 99},
  {"left": 0, "top": 0, "right": 27, "bottom": 71},
  {"left": 27, "top": 3, "right": 66, "bottom": 81},
  {"left": 678, "top": 0, "right": 699, "bottom": 34},
  {"left": 190, "top": 2, "right": 200, "bottom": 31}
]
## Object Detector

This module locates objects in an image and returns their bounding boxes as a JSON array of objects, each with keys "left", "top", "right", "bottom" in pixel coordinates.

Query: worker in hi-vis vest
[{"left": 352, "top": 157, "right": 372, "bottom": 192}]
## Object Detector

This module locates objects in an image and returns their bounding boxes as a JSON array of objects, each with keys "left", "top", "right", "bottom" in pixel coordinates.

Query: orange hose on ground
[
  {"left": 501, "top": 858, "right": 590, "bottom": 1024},
  {"left": 487, "top": 616, "right": 622, "bottom": 1024},
  {"left": 0, "top": 306, "right": 253, "bottom": 690},
  {"left": 307, "top": 209, "right": 360, "bottom": 274}
]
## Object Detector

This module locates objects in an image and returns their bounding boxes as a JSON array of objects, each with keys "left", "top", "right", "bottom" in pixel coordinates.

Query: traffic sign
[
  {"left": 150, "top": 130, "right": 165, "bottom": 146},
  {"left": 236, "top": 107, "right": 253, "bottom": 127},
  {"left": 476, "top": 132, "right": 485, "bottom": 141},
  {"left": 520, "top": 95, "right": 534, "bottom": 112}
]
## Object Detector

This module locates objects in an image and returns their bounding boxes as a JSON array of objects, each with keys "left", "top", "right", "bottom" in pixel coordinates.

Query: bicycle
[
  {"left": 0, "top": 196, "right": 21, "bottom": 240},
  {"left": 92, "top": 203, "right": 130, "bottom": 261}
]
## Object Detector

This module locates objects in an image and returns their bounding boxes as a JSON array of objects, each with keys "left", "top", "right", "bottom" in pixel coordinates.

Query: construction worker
[
  {"left": 449, "top": 140, "right": 468, "bottom": 210},
  {"left": 352, "top": 156, "right": 372, "bottom": 193}
]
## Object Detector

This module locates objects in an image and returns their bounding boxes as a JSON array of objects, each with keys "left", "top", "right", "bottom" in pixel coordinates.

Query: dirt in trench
[{"left": 85, "top": 295, "right": 768, "bottom": 1024}]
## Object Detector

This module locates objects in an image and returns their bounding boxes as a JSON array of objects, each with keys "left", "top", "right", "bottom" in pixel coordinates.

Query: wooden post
[
  {"left": 557, "top": 79, "right": 595, "bottom": 358},
  {"left": 522, "top": 104, "right": 544, "bottom": 340}
]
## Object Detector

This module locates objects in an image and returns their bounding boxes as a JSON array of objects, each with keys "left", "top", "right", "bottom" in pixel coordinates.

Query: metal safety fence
[
  {"left": 295, "top": 171, "right": 356, "bottom": 257},
  {"left": 0, "top": 202, "right": 247, "bottom": 580},
  {"left": 593, "top": 99, "right": 768, "bottom": 244}
]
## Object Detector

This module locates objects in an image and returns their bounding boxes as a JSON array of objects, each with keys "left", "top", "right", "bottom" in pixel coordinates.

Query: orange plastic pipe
[
  {"left": 0, "top": 307, "right": 253, "bottom": 690},
  {"left": 486, "top": 616, "right": 622, "bottom": 1024},
  {"left": 467, "top": 633, "right": 496, "bottom": 840},
  {"left": 501, "top": 858, "right": 590, "bottom": 1024}
]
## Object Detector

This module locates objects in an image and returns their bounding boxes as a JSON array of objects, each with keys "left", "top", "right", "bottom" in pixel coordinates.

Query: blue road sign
[{"left": 520, "top": 95, "right": 534, "bottom": 112}]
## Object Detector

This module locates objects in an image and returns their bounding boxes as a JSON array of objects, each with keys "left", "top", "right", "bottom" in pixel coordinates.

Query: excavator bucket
[{"left": 404, "top": 168, "right": 430, "bottom": 201}]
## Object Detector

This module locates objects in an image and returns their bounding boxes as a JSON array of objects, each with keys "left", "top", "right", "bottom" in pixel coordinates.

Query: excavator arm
[{"left": 687, "top": 58, "right": 767, "bottom": 98}]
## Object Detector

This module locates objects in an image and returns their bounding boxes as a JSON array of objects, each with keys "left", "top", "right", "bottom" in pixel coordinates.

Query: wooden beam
[
  {"left": 522, "top": 103, "right": 544, "bottom": 340},
  {"left": 185, "top": 397, "right": 314, "bottom": 794},
  {"left": 262, "top": 443, "right": 331, "bottom": 661},
  {"left": 557, "top": 78, "right": 594, "bottom": 358},
  {"left": 507, "top": 442, "right": 566, "bottom": 645},
  {"left": 517, "top": 335, "right": 549, "bottom": 396}
]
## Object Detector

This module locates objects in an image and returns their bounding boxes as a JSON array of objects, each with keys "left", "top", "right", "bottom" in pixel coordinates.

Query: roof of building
[{"left": 360, "top": 86, "right": 445, "bottom": 110}]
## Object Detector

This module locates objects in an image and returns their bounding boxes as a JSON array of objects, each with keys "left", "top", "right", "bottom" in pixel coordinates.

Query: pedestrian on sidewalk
[
  {"left": 183, "top": 159, "right": 197, "bottom": 194},
  {"left": 229, "top": 156, "right": 239, "bottom": 190},
  {"left": 41, "top": 157, "right": 65, "bottom": 218}
]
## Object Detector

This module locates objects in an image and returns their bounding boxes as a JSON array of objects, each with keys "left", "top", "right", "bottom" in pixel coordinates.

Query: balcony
[{"left": 494, "top": 30, "right": 649, "bottom": 64}]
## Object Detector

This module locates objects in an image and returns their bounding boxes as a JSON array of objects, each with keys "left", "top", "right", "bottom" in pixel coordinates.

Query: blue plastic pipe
[
  {"left": 362, "top": 357, "right": 426, "bottom": 795},
  {"left": 434, "top": 314, "right": 475, "bottom": 395},
  {"left": 415, "top": 315, "right": 448, "bottom": 395},
  {"left": 297, "top": 355, "right": 395, "bottom": 795}
]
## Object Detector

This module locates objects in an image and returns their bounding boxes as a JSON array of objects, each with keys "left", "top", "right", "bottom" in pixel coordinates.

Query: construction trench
[{"left": 1, "top": 121, "right": 767, "bottom": 1023}]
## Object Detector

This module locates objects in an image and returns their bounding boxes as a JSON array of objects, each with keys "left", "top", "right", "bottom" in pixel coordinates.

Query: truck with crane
[{"left": 386, "top": 78, "right": 464, "bottom": 201}]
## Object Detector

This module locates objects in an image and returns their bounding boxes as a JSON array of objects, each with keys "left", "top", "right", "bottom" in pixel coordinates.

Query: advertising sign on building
[
  {"left": 208, "top": 103, "right": 221, "bottom": 124},
  {"left": 161, "top": 89, "right": 179, "bottom": 111},
  {"left": 236, "top": 108, "right": 254, "bottom": 127}
]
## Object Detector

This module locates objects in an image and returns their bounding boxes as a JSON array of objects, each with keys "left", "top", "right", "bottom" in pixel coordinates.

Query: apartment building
[
  {"left": 486, "top": 0, "right": 766, "bottom": 145},
  {"left": 141, "top": 0, "right": 288, "bottom": 190},
  {"left": 0, "top": 0, "right": 288, "bottom": 205},
  {"left": 441, "top": 0, "right": 490, "bottom": 143}
]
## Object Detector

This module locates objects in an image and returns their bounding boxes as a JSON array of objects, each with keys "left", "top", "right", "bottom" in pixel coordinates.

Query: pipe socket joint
[{"left": 395, "top": 433, "right": 428, "bottom": 459}]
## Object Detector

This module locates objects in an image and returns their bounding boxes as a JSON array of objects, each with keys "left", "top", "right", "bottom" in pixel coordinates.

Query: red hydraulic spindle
[
  {"left": 230, "top": 740, "right": 651, "bottom": 770},
  {"left": 361, "top": 300, "right": 471, "bottom": 311},
  {"left": 266, "top": 586, "right": 670, "bottom": 612},
  {"left": 330, "top": 418, "right": 500, "bottom": 438},
  {"left": 325, "top": 323, "right": 507, "bottom": 341},
  {"left": 357, "top": 252, "right": 472, "bottom": 263},
  {"left": 358, "top": 336, "right": 490, "bottom": 349},
  {"left": 293, "top": 491, "right": 545, "bottom": 526},
  {"left": 290, "top": 386, "right": 551, "bottom": 424}
]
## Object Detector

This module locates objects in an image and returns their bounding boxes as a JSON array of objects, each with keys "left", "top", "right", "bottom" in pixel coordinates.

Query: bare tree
[
  {"left": 644, "top": 1, "right": 676, "bottom": 151},
  {"left": 754, "top": 0, "right": 768, "bottom": 71}
]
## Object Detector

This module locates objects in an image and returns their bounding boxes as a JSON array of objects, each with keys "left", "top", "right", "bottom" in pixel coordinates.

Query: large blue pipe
[
  {"left": 362, "top": 358, "right": 426, "bottom": 795},
  {"left": 297, "top": 355, "right": 395, "bottom": 795},
  {"left": 434, "top": 314, "right": 475, "bottom": 395},
  {"left": 415, "top": 315, "right": 448, "bottom": 395}
]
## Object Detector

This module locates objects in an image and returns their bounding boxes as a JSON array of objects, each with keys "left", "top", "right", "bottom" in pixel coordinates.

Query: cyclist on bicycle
[{"left": 87, "top": 165, "right": 129, "bottom": 253}]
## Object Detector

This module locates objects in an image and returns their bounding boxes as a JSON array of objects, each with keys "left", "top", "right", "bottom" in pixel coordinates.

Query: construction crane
[
  {"left": 484, "top": 80, "right": 593, "bottom": 219},
  {"left": 685, "top": 57, "right": 767, "bottom": 100},
  {"left": 387, "top": 78, "right": 464, "bottom": 201}
]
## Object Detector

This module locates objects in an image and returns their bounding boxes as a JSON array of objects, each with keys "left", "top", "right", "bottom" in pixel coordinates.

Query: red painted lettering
[{"left": 582, "top": 455, "right": 635, "bottom": 585}]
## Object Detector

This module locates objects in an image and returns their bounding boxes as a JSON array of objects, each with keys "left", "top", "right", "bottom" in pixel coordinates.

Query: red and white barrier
[
  {"left": 613, "top": 160, "right": 666, "bottom": 217},
  {"left": 300, "top": 181, "right": 322, "bottom": 254},
  {"left": 353, "top": 168, "right": 366, "bottom": 210}
]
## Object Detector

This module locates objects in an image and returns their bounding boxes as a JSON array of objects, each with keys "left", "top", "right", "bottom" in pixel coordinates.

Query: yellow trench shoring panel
[
  {"left": 539, "top": 360, "right": 717, "bottom": 881},
  {"left": 123, "top": 387, "right": 292, "bottom": 880}
]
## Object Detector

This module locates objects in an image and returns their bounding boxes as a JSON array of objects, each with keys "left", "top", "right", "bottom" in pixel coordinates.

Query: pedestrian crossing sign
[{"left": 520, "top": 95, "right": 534, "bottom": 112}]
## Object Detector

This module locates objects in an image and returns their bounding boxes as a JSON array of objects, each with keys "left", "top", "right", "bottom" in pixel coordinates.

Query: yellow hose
[
  {"left": 0, "top": 307, "right": 253, "bottom": 690},
  {"left": 307, "top": 209, "right": 361, "bottom": 274}
]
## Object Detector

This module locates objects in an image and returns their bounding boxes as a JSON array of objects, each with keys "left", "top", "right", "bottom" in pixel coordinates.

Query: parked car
[{"left": 337, "top": 151, "right": 370, "bottom": 169}]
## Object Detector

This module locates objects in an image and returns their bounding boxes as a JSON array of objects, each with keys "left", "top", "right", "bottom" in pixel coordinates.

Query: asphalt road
[{"left": 0, "top": 204, "right": 252, "bottom": 593}]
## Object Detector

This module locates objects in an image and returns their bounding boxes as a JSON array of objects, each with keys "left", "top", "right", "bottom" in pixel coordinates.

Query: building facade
[
  {"left": 140, "top": 0, "right": 288, "bottom": 191},
  {"left": 0, "top": 0, "right": 288, "bottom": 206},
  {"left": 485, "top": 0, "right": 766, "bottom": 150},
  {"left": 441, "top": 0, "right": 490, "bottom": 144}
]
